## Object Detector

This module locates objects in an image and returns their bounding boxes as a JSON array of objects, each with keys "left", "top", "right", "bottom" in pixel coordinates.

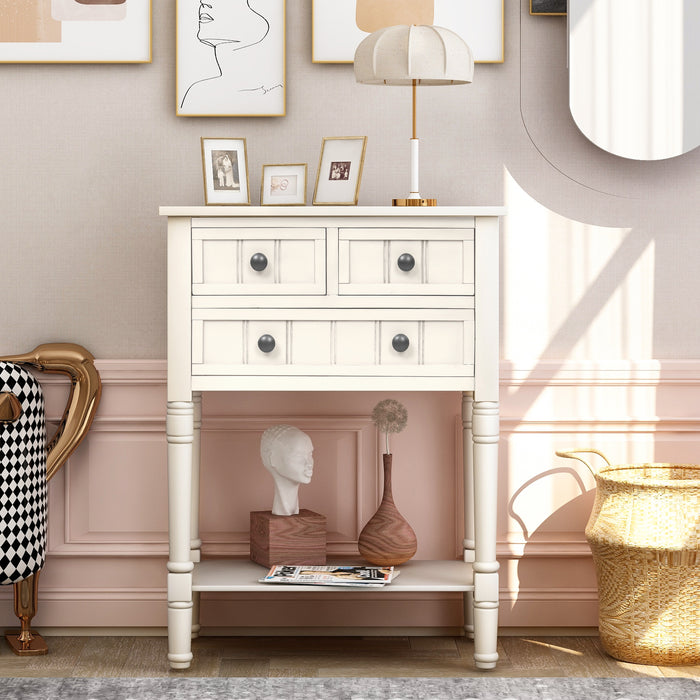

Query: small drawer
[
  {"left": 192, "top": 309, "right": 474, "bottom": 377},
  {"left": 338, "top": 228, "right": 474, "bottom": 295},
  {"left": 192, "top": 228, "right": 326, "bottom": 295}
]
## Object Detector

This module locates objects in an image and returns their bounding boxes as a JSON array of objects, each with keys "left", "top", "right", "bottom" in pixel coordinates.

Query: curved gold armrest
[{"left": 0, "top": 343, "right": 101, "bottom": 481}]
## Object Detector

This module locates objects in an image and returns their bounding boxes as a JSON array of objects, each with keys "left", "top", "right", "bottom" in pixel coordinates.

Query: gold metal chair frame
[{"left": 0, "top": 344, "right": 101, "bottom": 655}]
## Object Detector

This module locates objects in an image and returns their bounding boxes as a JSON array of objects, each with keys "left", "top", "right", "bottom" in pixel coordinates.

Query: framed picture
[
  {"left": 312, "top": 0, "right": 503, "bottom": 64},
  {"left": 313, "top": 137, "right": 367, "bottom": 206},
  {"left": 530, "top": 0, "right": 566, "bottom": 14},
  {"left": 201, "top": 138, "right": 250, "bottom": 205},
  {"left": 0, "top": 0, "right": 151, "bottom": 63},
  {"left": 261, "top": 164, "right": 307, "bottom": 206},
  {"left": 176, "top": 0, "right": 285, "bottom": 117}
]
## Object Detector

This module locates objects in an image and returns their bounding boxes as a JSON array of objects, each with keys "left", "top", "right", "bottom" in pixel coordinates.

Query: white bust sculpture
[{"left": 260, "top": 425, "right": 314, "bottom": 516}]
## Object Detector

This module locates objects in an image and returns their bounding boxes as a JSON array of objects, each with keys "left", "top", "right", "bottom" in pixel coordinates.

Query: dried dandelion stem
[{"left": 371, "top": 399, "right": 408, "bottom": 455}]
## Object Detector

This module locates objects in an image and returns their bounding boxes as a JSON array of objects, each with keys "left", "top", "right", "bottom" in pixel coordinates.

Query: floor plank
[{"left": 0, "top": 635, "right": 697, "bottom": 678}]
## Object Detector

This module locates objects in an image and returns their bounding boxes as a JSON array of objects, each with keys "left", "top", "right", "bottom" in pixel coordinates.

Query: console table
[{"left": 161, "top": 206, "right": 503, "bottom": 670}]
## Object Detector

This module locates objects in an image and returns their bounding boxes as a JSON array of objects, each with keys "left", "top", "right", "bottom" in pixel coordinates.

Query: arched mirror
[{"left": 569, "top": 0, "right": 700, "bottom": 160}]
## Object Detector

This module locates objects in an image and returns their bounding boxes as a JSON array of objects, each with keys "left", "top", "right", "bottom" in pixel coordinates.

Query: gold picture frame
[
  {"left": 177, "top": 0, "right": 286, "bottom": 116},
  {"left": 313, "top": 137, "right": 367, "bottom": 206},
  {"left": 312, "top": 0, "right": 504, "bottom": 64},
  {"left": 201, "top": 137, "right": 250, "bottom": 206},
  {"left": 0, "top": 0, "right": 151, "bottom": 63},
  {"left": 261, "top": 164, "right": 308, "bottom": 206}
]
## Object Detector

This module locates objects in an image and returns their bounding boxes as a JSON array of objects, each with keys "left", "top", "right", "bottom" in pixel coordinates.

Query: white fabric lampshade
[{"left": 354, "top": 24, "right": 474, "bottom": 86}]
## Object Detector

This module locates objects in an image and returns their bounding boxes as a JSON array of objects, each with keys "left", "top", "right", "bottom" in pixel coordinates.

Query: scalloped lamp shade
[
  {"left": 354, "top": 25, "right": 473, "bottom": 205},
  {"left": 354, "top": 24, "right": 474, "bottom": 86}
]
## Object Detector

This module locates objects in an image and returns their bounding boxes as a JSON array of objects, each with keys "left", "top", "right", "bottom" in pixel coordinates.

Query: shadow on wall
[{"left": 507, "top": 465, "right": 598, "bottom": 627}]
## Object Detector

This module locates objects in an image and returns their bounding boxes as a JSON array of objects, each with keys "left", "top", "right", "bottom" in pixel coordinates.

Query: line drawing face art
[{"left": 178, "top": 0, "right": 285, "bottom": 116}]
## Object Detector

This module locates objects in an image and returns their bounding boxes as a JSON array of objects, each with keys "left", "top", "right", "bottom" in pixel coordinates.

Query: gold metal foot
[
  {"left": 392, "top": 197, "right": 437, "bottom": 206},
  {"left": 4, "top": 629, "right": 49, "bottom": 655}
]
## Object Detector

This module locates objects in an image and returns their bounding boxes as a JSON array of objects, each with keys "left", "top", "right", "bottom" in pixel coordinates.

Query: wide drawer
[
  {"left": 192, "top": 228, "right": 326, "bottom": 295},
  {"left": 192, "top": 308, "right": 474, "bottom": 377},
  {"left": 338, "top": 228, "right": 474, "bottom": 295}
]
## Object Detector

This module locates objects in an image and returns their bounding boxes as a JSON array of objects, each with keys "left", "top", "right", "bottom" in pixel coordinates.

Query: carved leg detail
[{"left": 5, "top": 571, "right": 48, "bottom": 655}]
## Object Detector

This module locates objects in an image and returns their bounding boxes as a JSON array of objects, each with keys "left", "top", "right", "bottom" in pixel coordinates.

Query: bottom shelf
[{"left": 192, "top": 559, "right": 474, "bottom": 593}]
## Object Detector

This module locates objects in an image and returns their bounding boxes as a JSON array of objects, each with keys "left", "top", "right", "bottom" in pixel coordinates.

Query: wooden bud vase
[{"left": 358, "top": 454, "right": 417, "bottom": 566}]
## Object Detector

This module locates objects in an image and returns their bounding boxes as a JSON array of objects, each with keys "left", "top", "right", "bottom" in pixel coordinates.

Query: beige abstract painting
[
  {"left": 0, "top": 0, "right": 61, "bottom": 42},
  {"left": 355, "top": 0, "right": 434, "bottom": 32}
]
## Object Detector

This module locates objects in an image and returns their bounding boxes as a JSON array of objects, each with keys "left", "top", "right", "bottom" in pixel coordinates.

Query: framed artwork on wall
[
  {"left": 313, "top": 137, "right": 367, "bottom": 206},
  {"left": 0, "top": 0, "right": 151, "bottom": 63},
  {"left": 312, "top": 0, "right": 504, "bottom": 64},
  {"left": 530, "top": 0, "right": 566, "bottom": 14},
  {"left": 177, "top": 0, "right": 285, "bottom": 117},
  {"left": 201, "top": 138, "right": 250, "bottom": 205},
  {"left": 261, "top": 164, "right": 307, "bottom": 206}
]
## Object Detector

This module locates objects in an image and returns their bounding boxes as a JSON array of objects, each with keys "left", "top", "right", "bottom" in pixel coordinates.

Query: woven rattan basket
[{"left": 557, "top": 449, "right": 700, "bottom": 665}]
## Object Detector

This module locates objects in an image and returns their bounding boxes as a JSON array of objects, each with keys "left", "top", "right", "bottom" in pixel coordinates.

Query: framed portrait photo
[
  {"left": 177, "top": 0, "right": 285, "bottom": 116},
  {"left": 261, "top": 164, "right": 307, "bottom": 206},
  {"left": 201, "top": 138, "right": 250, "bottom": 205},
  {"left": 0, "top": 0, "right": 151, "bottom": 63},
  {"left": 313, "top": 137, "right": 367, "bottom": 206}
]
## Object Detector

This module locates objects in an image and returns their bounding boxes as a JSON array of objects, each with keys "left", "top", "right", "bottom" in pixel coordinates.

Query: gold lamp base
[{"left": 392, "top": 198, "right": 437, "bottom": 207}]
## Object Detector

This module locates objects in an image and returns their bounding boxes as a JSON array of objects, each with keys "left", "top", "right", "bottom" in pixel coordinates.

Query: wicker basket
[{"left": 557, "top": 449, "right": 700, "bottom": 665}]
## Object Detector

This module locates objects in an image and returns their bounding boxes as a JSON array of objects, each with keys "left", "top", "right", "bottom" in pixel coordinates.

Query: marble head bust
[{"left": 260, "top": 424, "right": 314, "bottom": 516}]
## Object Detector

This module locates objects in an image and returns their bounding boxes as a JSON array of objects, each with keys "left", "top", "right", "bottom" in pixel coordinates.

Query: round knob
[
  {"left": 391, "top": 334, "right": 410, "bottom": 353},
  {"left": 250, "top": 253, "right": 268, "bottom": 272},
  {"left": 257, "top": 334, "right": 276, "bottom": 353},
  {"left": 397, "top": 253, "right": 415, "bottom": 272}
]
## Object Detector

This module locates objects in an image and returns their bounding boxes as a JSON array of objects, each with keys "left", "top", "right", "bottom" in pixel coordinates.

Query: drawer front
[
  {"left": 338, "top": 228, "right": 474, "bottom": 295},
  {"left": 192, "top": 309, "right": 474, "bottom": 377},
  {"left": 192, "top": 228, "right": 326, "bottom": 295}
]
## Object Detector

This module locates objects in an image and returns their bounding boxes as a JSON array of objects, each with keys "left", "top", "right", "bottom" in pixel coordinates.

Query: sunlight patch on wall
[{"left": 502, "top": 168, "right": 655, "bottom": 363}]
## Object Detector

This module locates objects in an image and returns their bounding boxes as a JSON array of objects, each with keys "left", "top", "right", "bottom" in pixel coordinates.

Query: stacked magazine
[{"left": 259, "top": 565, "right": 398, "bottom": 587}]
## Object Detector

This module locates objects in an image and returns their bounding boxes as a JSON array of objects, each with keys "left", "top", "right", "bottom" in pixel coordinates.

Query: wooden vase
[{"left": 358, "top": 454, "right": 417, "bottom": 566}]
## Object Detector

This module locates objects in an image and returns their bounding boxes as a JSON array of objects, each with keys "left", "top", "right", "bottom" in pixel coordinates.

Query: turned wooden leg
[
  {"left": 167, "top": 400, "right": 195, "bottom": 669},
  {"left": 462, "top": 393, "right": 475, "bottom": 639},
  {"left": 472, "top": 400, "right": 500, "bottom": 669},
  {"left": 5, "top": 571, "right": 48, "bottom": 655}
]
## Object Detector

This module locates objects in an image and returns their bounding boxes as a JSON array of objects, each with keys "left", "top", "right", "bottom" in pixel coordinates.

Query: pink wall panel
[{"left": 3, "top": 359, "right": 697, "bottom": 632}]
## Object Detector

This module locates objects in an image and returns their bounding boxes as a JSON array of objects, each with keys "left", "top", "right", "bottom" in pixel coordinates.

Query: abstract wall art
[
  {"left": 177, "top": 0, "right": 286, "bottom": 117},
  {"left": 312, "top": 0, "right": 503, "bottom": 64},
  {"left": 0, "top": 0, "right": 151, "bottom": 62}
]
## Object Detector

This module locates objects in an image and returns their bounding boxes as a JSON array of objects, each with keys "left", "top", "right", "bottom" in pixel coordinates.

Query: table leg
[
  {"left": 166, "top": 400, "right": 194, "bottom": 669},
  {"left": 472, "top": 399, "right": 500, "bottom": 670},
  {"left": 461, "top": 392, "right": 475, "bottom": 639}
]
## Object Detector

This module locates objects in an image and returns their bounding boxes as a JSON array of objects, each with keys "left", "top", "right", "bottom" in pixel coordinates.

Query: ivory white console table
[{"left": 161, "top": 206, "right": 503, "bottom": 670}]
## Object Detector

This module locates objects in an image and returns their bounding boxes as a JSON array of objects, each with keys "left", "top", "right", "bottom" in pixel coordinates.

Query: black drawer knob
[
  {"left": 391, "top": 334, "right": 410, "bottom": 353},
  {"left": 397, "top": 253, "right": 415, "bottom": 272},
  {"left": 257, "top": 334, "right": 276, "bottom": 353},
  {"left": 250, "top": 253, "right": 268, "bottom": 272}
]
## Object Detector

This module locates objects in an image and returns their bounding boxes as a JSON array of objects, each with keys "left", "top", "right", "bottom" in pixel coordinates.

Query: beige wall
[{"left": 2, "top": 0, "right": 699, "bottom": 360}]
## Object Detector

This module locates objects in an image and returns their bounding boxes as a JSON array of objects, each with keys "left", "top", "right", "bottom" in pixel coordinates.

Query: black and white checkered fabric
[{"left": 0, "top": 362, "right": 47, "bottom": 585}]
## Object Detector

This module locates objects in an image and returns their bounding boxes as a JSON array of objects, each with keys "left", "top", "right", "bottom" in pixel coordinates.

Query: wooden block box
[{"left": 249, "top": 509, "right": 326, "bottom": 568}]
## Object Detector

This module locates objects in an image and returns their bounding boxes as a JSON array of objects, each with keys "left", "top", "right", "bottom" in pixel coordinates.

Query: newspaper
[{"left": 259, "top": 565, "right": 398, "bottom": 587}]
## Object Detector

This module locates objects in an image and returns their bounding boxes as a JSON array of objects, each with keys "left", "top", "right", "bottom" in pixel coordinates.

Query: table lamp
[{"left": 354, "top": 24, "right": 474, "bottom": 206}]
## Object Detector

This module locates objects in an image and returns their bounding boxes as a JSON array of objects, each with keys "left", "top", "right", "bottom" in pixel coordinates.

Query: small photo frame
[
  {"left": 313, "top": 137, "right": 367, "bottom": 206},
  {"left": 201, "top": 137, "right": 250, "bottom": 205},
  {"left": 261, "top": 164, "right": 308, "bottom": 206}
]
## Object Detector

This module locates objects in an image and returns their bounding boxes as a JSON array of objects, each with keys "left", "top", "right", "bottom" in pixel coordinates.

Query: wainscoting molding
[{"left": 1, "top": 359, "right": 697, "bottom": 632}]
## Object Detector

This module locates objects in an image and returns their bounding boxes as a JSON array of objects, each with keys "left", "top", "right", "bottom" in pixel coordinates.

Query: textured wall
[{"left": 1, "top": 1, "right": 698, "bottom": 360}]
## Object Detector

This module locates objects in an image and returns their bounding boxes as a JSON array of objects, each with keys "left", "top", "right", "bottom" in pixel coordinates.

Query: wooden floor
[{"left": 1, "top": 635, "right": 699, "bottom": 678}]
